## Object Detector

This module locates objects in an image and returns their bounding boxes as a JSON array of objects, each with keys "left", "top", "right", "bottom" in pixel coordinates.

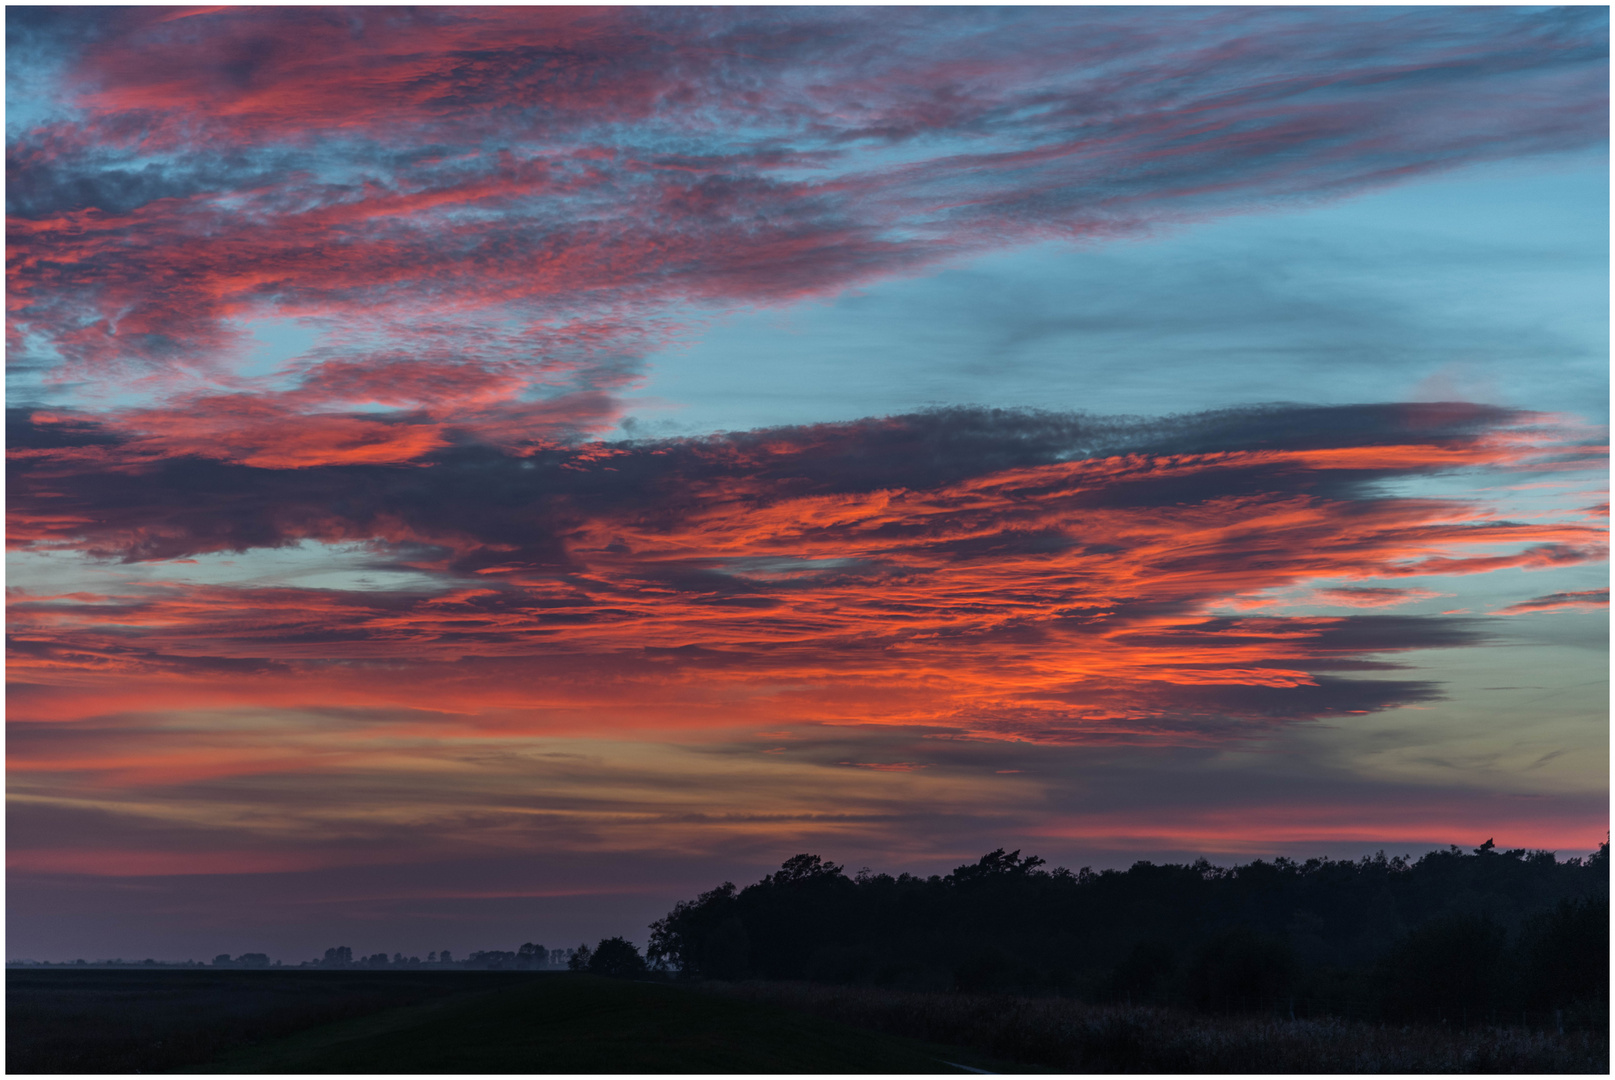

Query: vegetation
[
  {"left": 9, "top": 943, "right": 574, "bottom": 971},
  {"left": 705, "top": 979, "right": 1608, "bottom": 1073},
  {"left": 650, "top": 842, "right": 1609, "bottom": 1029},
  {"left": 586, "top": 936, "right": 649, "bottom": 978}
]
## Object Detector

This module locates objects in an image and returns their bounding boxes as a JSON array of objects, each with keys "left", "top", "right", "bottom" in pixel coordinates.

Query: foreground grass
[
  {"left": 195, "top": 975, "right": 1019, "bottom": 1073},
  {"left": 705, "top": 981, "right": 1610, "bottom": 1073}
]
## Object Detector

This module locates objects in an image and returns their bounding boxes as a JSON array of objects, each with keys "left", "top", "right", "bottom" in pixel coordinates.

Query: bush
[
  {"left": 567, "top": 944, "right": 592, "bottom": 972},
  {"left": 587, "top": 937, "right": 647, "bottom": 978}
]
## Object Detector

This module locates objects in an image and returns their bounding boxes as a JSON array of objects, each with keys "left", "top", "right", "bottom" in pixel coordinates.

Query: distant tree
[
  {"left": 568, "top": 943, "right": 592, "bottom": 971},
  {"left": 236, "top": 953, "right": 270, "bottom": 968},
  {"left": 518, "top": 942, "right": 547, "bottom": 968},
  {"left": 649, "top": 882, "right": 737, "bottom": 975},
  {"left": 438, "top": 949, "right": 453, "bottom": 964},
  {"left": 468, "top": 950, "right": 517, "bottom": 969},
  {"left": 213, "top": 953, "right": 233, "bottom": 967},
  {"left": 322, "top": 946, "right": 353, "bottom": 968},
  {"left": 428, "top": 951, "right": 437, "bottom": 963},
  {"left": 646, "top": 841, "right": 1609, "bottom": 1027},
  {"left": 588, "top": 936, "right": 648, "bottom": 978},
  {"left": 949, "top": 848, "right": 1047, "bottom": 884},
  {"left": 768, "top": 854, "right": 845, "bottom": 885}
]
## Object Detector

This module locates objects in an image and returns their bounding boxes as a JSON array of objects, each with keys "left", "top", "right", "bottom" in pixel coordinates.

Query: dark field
[
  {"left": 9, "top": 968, "right": 1606, "bottom": 1073},
  {"left": 707, "top": 979, "right": 1610, "bottom": 1074},
  {"left": 7, "top": 969, "right": 519, "bottom": 1074},
  {"left": 5, "top": 969, "right": 1015, "bottom": 1074}
]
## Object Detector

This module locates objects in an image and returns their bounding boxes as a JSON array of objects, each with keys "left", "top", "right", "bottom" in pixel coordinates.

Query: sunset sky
[{"left": 6, "top": 5, "right": 1608, "bottom": 963}]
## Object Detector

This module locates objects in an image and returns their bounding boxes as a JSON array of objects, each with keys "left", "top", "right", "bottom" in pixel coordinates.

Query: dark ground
[
  {"left": 5, "top": 969, "right": 1016, "bottom": 1074},
  {"left": 7, "top": 969, "right": 515, "bottom": 1074},
  {"left": 709, "top": 979, "right": 1610, "bottom": 1074},
  {"left": 12, "top": 967, "right": 1602, "bottom": 1073}
]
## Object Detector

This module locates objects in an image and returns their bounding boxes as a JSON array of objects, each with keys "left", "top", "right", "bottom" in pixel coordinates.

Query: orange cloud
[{"left": 9, "top": 406, "right": 1605, "bottom": 752}]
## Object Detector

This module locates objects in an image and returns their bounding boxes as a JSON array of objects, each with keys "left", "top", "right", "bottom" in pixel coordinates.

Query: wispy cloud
[
  {"left": 1494, "top": 588, "right": 1609, "bottom": 615},
  {"left": 9, "top": 7, "right": 1607, "bottom": 453}
]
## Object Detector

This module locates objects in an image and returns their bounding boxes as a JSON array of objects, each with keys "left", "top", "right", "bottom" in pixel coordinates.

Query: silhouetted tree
[
  {"left": 567, "top": 943, "right": 592, "bottom": 971},
  {"left": 646, "top": 840, "right": 1608, "bottom": 1027},
  {"left": 768, "top": 853, "right": 846, "bottom": 885},
  {"left": 588, "top": 936, "right": 648, "bottom": 978},
  {"left": 950, "top": 848, "right": 1046, "bottom": 884},
  {"left": 648, "top": 882, "right": 738, "bottom": 975},
  {"left": 321, "top": 946, "right": 353, "bottom": 968},
  {"left": 468, "top": 950, "right": 516, "bottom": 969}
]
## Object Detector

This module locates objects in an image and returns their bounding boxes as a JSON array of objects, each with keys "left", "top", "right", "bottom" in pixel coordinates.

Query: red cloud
[{"left": 10, "top": 8, "right": 1605, "bottom": 450}]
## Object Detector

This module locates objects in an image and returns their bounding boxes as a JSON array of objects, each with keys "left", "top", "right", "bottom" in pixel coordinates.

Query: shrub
[{"left": 587, "top": 936, "right": 647, "bottom": 978}]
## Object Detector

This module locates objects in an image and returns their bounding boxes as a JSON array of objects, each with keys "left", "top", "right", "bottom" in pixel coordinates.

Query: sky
[{"left": 5, "top": 5, "right": 1608, "bottom": 963}]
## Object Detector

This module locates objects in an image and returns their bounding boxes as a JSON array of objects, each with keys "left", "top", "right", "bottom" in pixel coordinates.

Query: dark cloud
[
  {"left": 3, "top": 400, "right": 1539, "bottom": 560},
  {"left": 1495, "top": 588, "right": 1609, "bottom": 615}
]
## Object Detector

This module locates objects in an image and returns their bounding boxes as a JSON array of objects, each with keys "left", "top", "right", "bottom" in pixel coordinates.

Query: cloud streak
[{"left": 1494, "top": 588, "right": 1609, "bottom": 615}]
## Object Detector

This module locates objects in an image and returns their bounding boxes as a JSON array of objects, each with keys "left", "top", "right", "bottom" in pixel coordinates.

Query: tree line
[
  {"left": 297, "top": 943, "right": 574, "bottom": 970},
  {"left": 644, "top": 841, "right": 1609, "bottom": 1028}
]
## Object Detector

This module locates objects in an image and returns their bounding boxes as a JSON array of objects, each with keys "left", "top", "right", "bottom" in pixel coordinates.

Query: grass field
[
  {"left": 706, "top": 980, "right": 1610, "bottom": 1074},
  {"left": 6, "top": 969, "right": 1018, "bottom": 1074}
]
